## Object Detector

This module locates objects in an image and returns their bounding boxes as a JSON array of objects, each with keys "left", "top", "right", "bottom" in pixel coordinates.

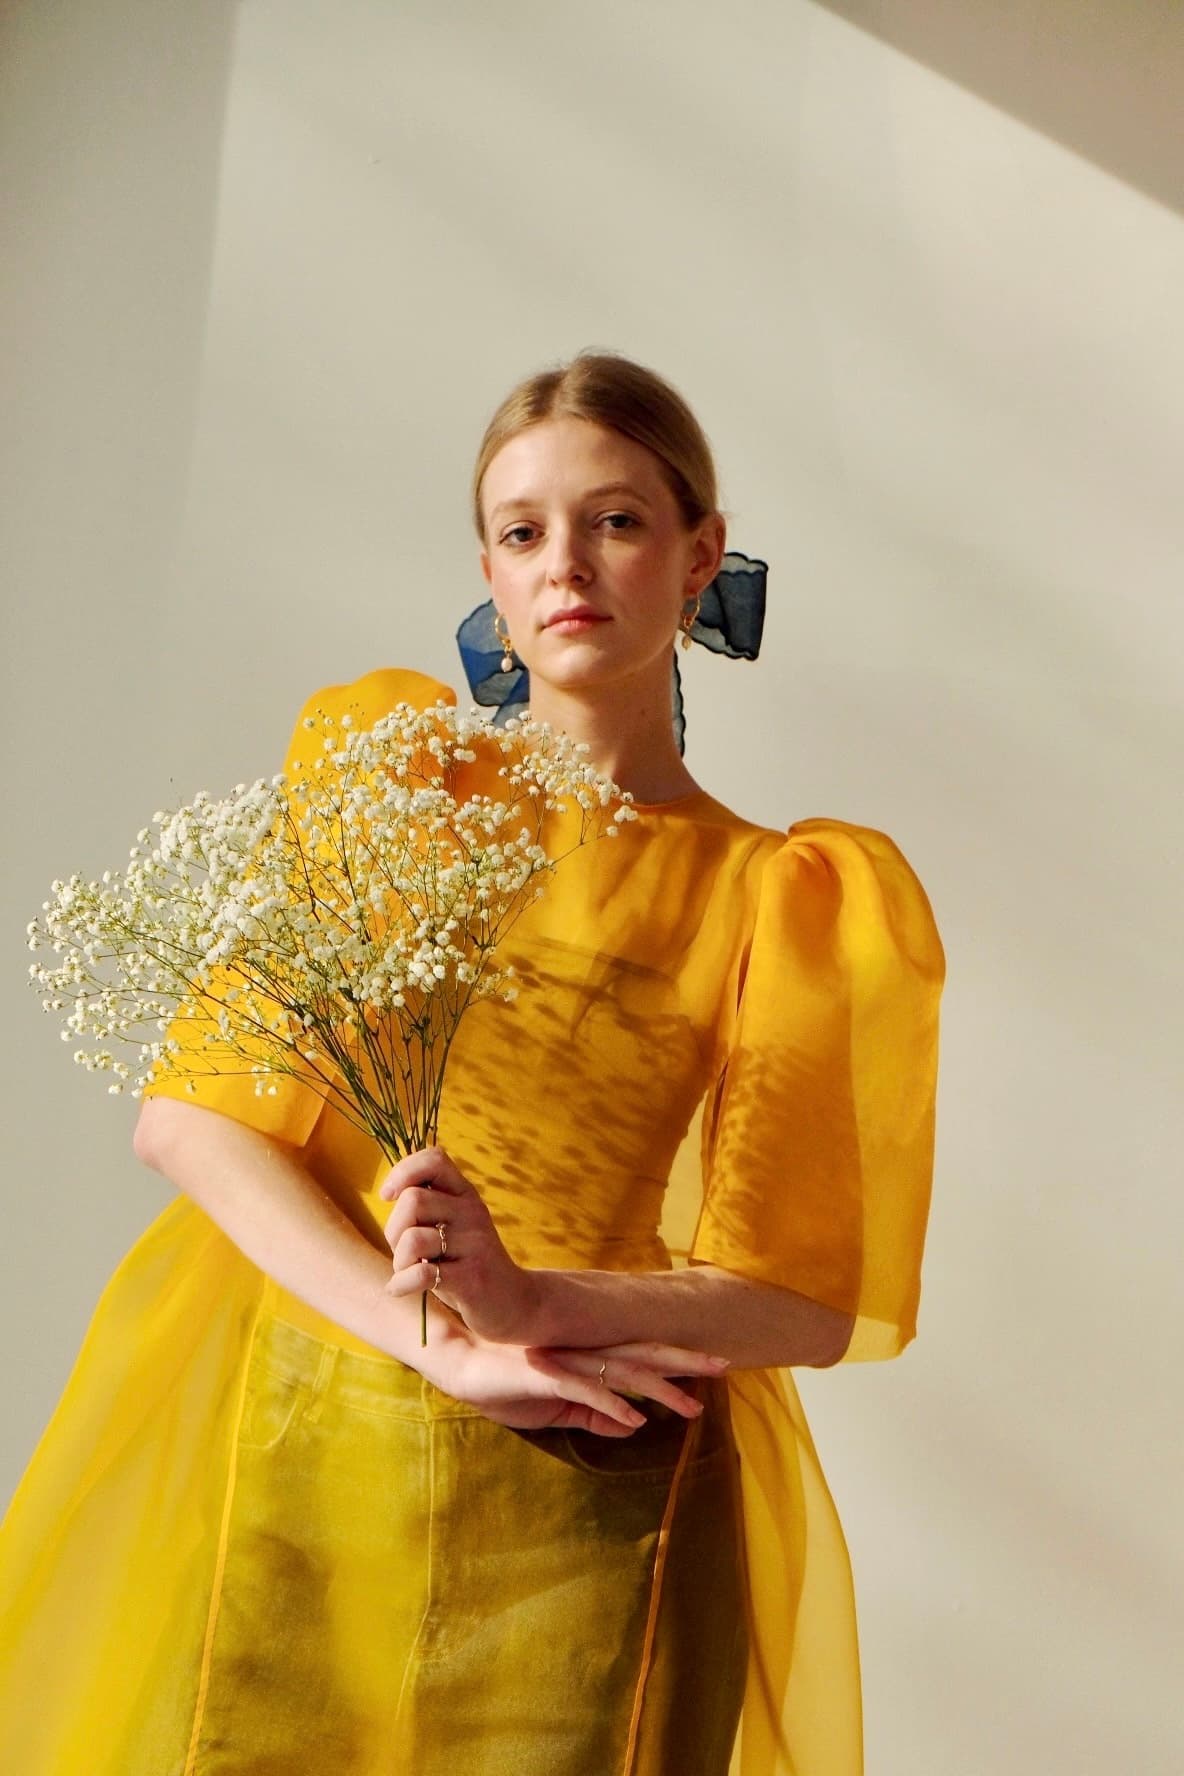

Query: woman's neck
[{"left": 525, "top": 663, "right": 700, "bottom": 806}]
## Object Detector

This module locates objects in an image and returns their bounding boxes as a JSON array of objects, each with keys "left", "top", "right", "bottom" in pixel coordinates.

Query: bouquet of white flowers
[{"left": 27, "top": 695, "right": 636, "bottom": 1341}]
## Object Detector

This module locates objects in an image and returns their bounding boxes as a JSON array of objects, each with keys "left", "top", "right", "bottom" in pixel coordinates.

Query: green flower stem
[{"left": 420, "top": 1159, "right": 436, "bottom": 1348}]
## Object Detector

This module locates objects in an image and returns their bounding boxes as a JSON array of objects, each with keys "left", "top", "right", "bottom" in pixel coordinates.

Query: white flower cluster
[{"left": 27, "top": 698, "right": 635, "bottom": 1156}]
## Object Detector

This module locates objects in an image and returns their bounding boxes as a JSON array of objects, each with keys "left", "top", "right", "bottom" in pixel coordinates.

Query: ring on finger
[
  {"left": 436, "top": 1221, "right": 448, "bottom": 1257},
  {"left": 430, "top": 1262, "right": 442, "bottom": 1294},
  {"left": 598, "top": 1361, "right": 607, "bottom": 1386}
]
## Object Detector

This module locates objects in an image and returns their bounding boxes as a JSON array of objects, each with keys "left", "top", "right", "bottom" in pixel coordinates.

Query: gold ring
[
  {"left": 436, "top": 1221, "right": 448, "bottom": 1256},
  {"left": 598, "top": 1361, "right": 607, "bottom": 1386},
  {"left": 431, "top": 1262, "right": 442, "bottom": 1293}
]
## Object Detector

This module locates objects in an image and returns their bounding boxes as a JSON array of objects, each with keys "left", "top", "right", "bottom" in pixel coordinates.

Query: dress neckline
[{"left": 626, "top": 786, "right": 714, "bottom": 815}]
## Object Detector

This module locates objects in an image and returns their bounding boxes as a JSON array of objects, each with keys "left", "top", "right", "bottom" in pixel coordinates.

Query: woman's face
[{"left": 478, "top": 416, "right": 724, "bottom": 699}]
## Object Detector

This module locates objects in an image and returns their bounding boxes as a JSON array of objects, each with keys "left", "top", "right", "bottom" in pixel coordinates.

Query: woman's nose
[{"left": 545, "top": 524, "right": 591, "bottom": 586}]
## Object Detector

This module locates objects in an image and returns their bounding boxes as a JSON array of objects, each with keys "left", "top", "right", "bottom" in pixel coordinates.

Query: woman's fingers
[
  {"left": 378, "top": 1166, "right": 531, "bottom": 1343},
  {"left": 611, "top": 1364, "right": 704, "bottom": 1419},
  {"left": 525, "top": 1351, "right": 647, "bottom": 1431},
  {"left": 579, "top": 1355, "right": 702, "bottom": 1420},
  {"left": 377, "top": 1145, "right": 468, "bottom": 1204},
  {"left": 549, "top": 1400, "right": 641, "bottom": 1438},
  {"left": 388, "top": 1219, "right": 451, "bottom": 1274},
  {"left": 592, "top": 1341, "right": 730, "bottom": 1375},
  {"left": 435, "top": 1331, "right": 649, "bottom": 1435},
  {"left": 381, "top": 1182, "right": 459, "bottom": 1254},
  {"left": 542, "top": 1343, "right": 730, "bottom": 1420},
  {"left": 384, "top": 1256, "right": 447, "bottom": 1300}
]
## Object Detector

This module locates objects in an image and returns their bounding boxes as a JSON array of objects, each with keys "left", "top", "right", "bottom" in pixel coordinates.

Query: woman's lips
[{"left": 544, "top": 611, "right": 611, "bottom": 634}]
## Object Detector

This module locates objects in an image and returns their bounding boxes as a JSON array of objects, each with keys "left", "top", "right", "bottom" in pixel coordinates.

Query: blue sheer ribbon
[{"left": 455, "top": 550, "right": 767, "bottom": 754}]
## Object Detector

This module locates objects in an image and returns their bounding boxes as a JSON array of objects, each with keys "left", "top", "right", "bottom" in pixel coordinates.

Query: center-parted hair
[{"left": 471, "top": 350, "right": 721, "bottom": 540}]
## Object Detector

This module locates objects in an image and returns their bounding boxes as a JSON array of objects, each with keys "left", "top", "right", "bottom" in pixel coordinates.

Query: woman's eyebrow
[{"left": 489, "top": 482, "right": 653, "bottom": 522}]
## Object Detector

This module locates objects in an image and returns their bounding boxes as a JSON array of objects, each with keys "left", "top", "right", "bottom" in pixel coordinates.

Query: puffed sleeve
[
  {"left": 689, "top": 817, "right": 945, "bottom": 1360},
  {"left": 139, "top": 666, "right": 457, "bottom": 1147}
]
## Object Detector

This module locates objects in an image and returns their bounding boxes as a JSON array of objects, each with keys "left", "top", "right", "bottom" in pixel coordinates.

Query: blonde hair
[{"left": 471, "top": 350, "right": 721, "bottom": 540}]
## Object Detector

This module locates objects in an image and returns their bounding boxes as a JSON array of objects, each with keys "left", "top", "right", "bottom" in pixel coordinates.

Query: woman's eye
[
  {"left": 601, "top": 512, "right": 638, "bottom": 532},
  {"left": 501, "top": 524, "right": 536, "bottom": 546}
]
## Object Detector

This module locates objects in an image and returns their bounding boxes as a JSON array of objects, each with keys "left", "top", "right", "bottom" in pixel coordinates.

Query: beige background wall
[{"left": 2, "top": 3, "right": 1181, "bottom": 1771}]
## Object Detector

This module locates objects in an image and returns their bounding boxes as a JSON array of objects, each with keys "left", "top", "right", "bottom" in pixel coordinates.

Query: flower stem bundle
[{"left": 27, "top": 697, "right": 635, "bottom": 1344}]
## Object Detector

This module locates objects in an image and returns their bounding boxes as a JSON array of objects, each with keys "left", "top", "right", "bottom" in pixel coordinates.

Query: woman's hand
[
  {"left": 418, "top": 1310, "right": 729, "bottom": 1436},
  {"left": 379, "top": 1146, "right": 539, "bottom": 1342}
]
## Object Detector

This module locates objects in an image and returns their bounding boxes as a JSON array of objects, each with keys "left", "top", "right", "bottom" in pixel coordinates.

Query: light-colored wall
[{"left": 3, "top": 3, "right": 1180, "bottom": 1771}]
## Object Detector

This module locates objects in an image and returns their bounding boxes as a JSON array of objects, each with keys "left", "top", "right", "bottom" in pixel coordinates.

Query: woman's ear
[
  {"left": 479, "top": 547, "right": 492, "bottom": 586},
  {"left": 690, "top": 512, "right": 726, "bottom": 591}
]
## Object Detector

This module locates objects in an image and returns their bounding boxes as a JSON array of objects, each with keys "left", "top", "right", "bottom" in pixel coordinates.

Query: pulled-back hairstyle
[{"left": 471, "top": 350, "right": 721, "bottom": 540}]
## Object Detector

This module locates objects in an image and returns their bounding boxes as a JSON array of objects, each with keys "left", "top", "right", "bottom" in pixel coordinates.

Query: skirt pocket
[
  {"left": 235, "top": 1362, "right": 310, "bottom": 1454},
  {"left": 555, "top": 1377, "right": 734, "bottom": 1482}
]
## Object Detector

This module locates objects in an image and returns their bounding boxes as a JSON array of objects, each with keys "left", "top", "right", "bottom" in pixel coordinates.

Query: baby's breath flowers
[{"left": 26, "top": 697, "right": 636, "bottom": 1342}]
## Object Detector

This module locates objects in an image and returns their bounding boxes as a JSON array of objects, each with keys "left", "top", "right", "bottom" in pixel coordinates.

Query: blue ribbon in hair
[{"left": 455, "top": 550, "right": 767, "bottom": 754}]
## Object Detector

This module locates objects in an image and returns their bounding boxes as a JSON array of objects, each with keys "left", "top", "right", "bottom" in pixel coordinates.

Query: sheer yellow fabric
[{"left": 0, "top": 667, "right": 945, "bottom": 1775}]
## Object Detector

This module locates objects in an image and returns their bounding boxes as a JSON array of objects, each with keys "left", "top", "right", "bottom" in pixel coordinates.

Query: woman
[{"left": 0, "top": 351, "right": 944, "bottom": 1774}]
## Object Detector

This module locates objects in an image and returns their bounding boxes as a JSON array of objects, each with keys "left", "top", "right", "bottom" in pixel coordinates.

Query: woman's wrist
[
  {"left": 435, "top": 1259, "right": 551, "bottom": 1347},
  {"left": 409, "top": 1299, "right": 478, "bottom": 1391},
  {"left": 519, "top": 1267, "right": 613, "bottom": 1349}
]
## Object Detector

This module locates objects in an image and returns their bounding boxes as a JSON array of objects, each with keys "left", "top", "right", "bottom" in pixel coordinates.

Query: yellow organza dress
[{"left": 0, "top": 667, "right": 945, "bottom": 1776}]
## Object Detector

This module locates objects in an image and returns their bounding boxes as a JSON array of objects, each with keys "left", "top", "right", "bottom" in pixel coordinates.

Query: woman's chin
[
  {"left": 522, "top": 653, "right": 621, "bottom": 696},
  {"left": 523, "top": 642, "right": 676, "bottom": 705}
]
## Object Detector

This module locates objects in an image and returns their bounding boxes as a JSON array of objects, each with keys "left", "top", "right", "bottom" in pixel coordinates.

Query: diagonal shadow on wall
[{"left": 812, "top": 0, "right": 1184, "bottom": 215}]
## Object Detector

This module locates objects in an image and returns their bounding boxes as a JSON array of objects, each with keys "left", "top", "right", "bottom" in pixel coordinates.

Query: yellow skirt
[
  {"left": 0, "top": 1197, "right": 873, "bottom": 1775},
  {"left": 163, "top": 1308, "right": 747, "bottom": 1775}
]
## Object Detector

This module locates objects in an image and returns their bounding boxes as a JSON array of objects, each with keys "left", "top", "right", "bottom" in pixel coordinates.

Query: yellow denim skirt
[{"left": 184, "top": 1307, "right": 748, "bottom": 1775}]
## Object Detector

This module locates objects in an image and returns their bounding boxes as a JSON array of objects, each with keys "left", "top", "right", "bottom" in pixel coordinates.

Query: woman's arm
[
  {"left": 134, "top": 1097, "right": 427, "bottom": 1359},
  {"left": 524, "top": 1266, "right": 853, "bottom": 1370},
  {"left": 131, "top": 1099, "right": 717, "bottom": 1431},
  {"left": 381, "top": 1147, "right": 854, "bottom": 1369}
]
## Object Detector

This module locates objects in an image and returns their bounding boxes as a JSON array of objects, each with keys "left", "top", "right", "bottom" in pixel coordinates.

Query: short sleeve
[
  {"left": 139, "top": 666, "right": 456, "bottom": 1148},
  {"left": 690, "top": 817, "right": 946, "bottom": 1360}
]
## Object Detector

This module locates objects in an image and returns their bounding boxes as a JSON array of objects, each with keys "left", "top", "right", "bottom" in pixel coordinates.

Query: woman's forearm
[
  {"left": 133, "top": 1098, "right": 431, "bottom": 1363},
  {"left": 130, "top": 1102, "right": 726, "bottom": 1434},
  {"left": 380, "top": 1148, "right": 854, "bottom": 1367},
  {"left": 523, "top": 1264, "right": 854, "bottom": 1369}
]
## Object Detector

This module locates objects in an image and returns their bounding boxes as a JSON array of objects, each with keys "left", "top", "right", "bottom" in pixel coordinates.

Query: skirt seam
[{"left": 390, "top": 1399, "right": 436, "bottom": 1730}]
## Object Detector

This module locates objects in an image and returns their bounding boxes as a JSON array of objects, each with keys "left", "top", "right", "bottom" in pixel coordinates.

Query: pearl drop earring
[
  {"left": 678, "top": 592, "right": 701, "bottom": 651},
  {"left": 493, "top": 610, "right": 514, "bottom": 673}
]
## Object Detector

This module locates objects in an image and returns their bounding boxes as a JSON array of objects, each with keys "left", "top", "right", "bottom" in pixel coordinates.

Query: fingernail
[
  {"left": 708, "top": 1356, "right": 731, "bottom": 1368},
  {"left": 626, "top": 1408, "right": 646, "bottom": 1428}
]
